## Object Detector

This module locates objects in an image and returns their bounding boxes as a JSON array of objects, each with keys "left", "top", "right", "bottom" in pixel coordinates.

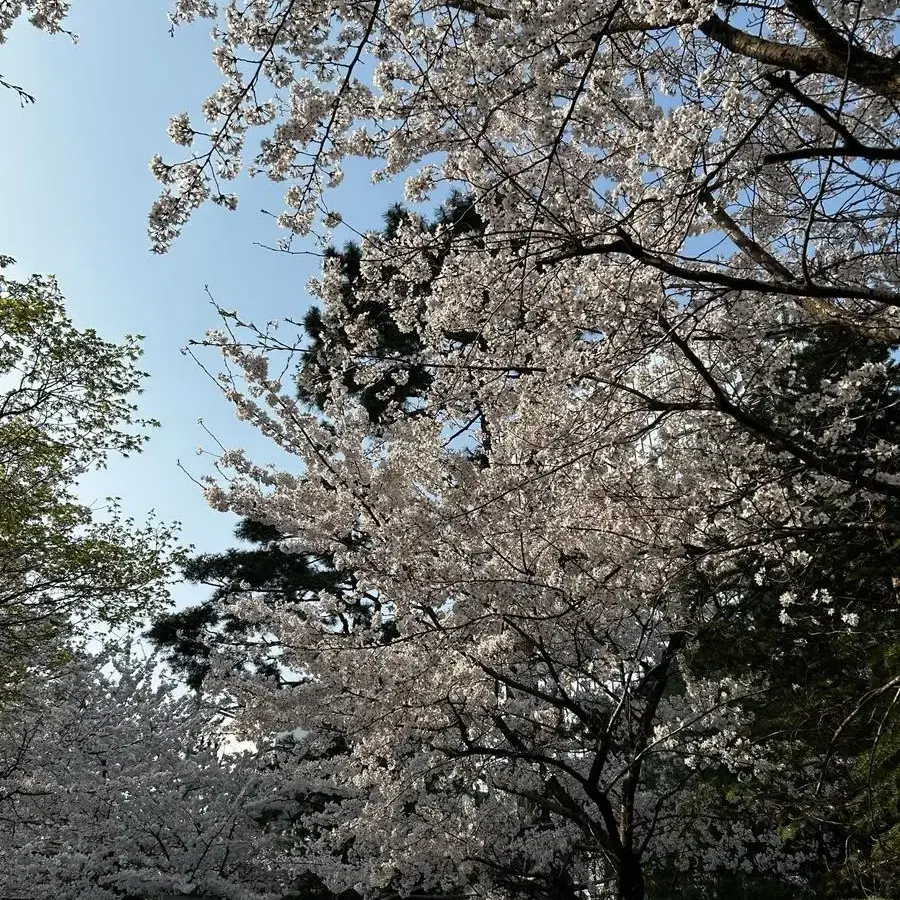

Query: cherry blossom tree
[
  {"left": 5, "top": 0, "right": 898, "bottom": 894},
  {"left": 149, "top": 197, "right": 483, "bottom": 690},
  {"left": 0, "top": 652, "right": 305, "bottom": 900},
  {"left": 148, "top": 2, "right": 900, "bottom": 898}
]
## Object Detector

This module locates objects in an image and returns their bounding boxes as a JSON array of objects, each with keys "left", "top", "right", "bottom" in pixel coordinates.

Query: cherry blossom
[{"left": 146, "top": 2, "right": 900, "bottom": 897}]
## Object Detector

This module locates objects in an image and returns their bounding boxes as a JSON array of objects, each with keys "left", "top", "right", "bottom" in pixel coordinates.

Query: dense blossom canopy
[{"left": 146, "top": 1, "right": 900, "bottom": 897}]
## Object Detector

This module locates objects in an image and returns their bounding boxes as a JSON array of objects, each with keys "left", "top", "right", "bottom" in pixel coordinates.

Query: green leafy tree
[{"left": 0, "top": 258, "right": 182, "bottom": 686}]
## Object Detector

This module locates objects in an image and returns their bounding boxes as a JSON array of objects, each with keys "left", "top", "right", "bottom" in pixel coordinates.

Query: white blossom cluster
[{"left": 0, "top": 0, "right": 72, "bottom": 44}]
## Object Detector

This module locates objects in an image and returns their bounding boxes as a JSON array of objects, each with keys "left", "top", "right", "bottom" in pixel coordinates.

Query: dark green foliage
[
  {"left": 296, "top": 192, "right": 485, "bottom": 426},
  {"left": 147, "top": 516, "right": 354, "bottom": 690},
  {"left": 146, "top": 602, "right": 223, "bottom": 691},
  {"left": 661, "top": 327, "right": 900, "bottom": 899}
]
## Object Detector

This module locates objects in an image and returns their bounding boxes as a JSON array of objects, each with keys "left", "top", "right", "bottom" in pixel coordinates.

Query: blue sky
[{"left": 0, "top": 1, "right": 405, "bottom": 605}]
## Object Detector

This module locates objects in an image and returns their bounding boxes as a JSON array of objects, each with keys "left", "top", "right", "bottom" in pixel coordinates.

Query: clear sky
[{"left": 0, "top": 1, "right": 405, "bottom": 606}]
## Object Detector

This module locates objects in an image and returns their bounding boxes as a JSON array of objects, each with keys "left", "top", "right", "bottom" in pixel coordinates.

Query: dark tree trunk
[{"left": 616, "top": 858, "right": 645, "bottom": 900}]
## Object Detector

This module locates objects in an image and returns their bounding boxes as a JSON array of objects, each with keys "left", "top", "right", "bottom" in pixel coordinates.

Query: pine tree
[{"left": 150, "top": 193, "right": 483, "bottom": 687}]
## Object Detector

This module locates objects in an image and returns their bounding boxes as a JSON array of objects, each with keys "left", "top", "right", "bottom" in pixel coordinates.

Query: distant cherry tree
[{"left": 0, "top": 653, "right": 303, "bottom": 900}]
